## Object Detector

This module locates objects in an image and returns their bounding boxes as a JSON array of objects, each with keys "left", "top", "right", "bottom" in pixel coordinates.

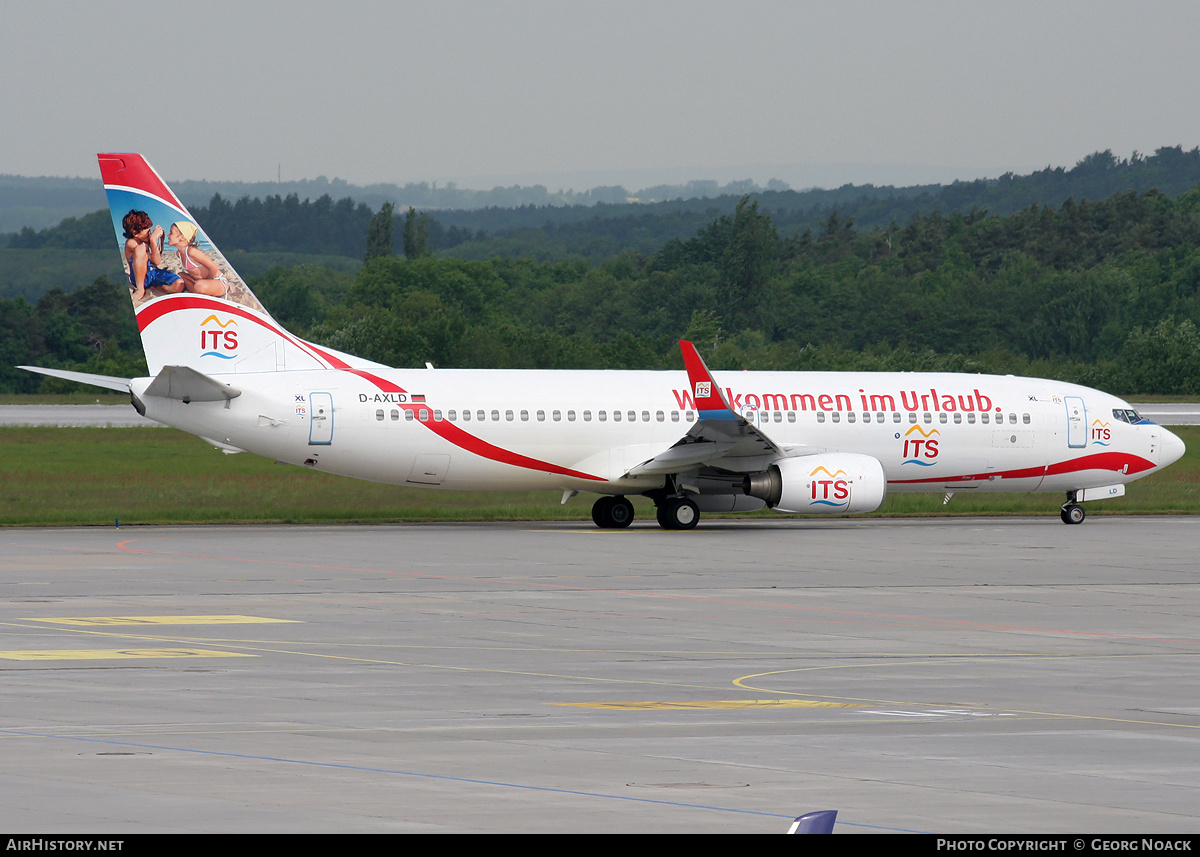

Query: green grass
[
  {"left": 0, "top": 393, "right": 131, "bottom": 405},
  {"left": 1, "top": 425, "right": 1197, "bottom": 526}
]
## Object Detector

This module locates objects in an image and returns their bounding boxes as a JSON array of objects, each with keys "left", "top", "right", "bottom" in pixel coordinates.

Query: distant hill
[
  {"left": 0, "top": 171, "right": 792, "bottom": 234},
  {"left": 6, "top": 147, "right": 1200, "bottom": 265},
  {"left": 0, "top": 174, "right": 107, "bottom": 234}
]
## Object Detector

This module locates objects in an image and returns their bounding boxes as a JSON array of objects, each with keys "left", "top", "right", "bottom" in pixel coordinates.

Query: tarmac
[{"left": 1, "top": 517, "right": 1198, "bottom": 833}]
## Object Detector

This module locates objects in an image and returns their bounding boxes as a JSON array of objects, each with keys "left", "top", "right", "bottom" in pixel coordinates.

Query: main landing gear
[
  {"left": 656, "top": 496, "right": 699, "bottom": 530},
  {"left": 590, "top": 494, "right": 701, "bottom": 530},
  {"left": 1060, "top": 492, "right": 1085, "bottom": 525},
  {"left": 592, "top": 495, "right": 634, "bottom": 529}
]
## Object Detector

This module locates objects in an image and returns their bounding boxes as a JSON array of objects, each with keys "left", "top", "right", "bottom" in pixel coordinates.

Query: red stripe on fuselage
[
  {"left": 413, "top": 411, "right": 605, "bottom": 481},
  {"left": 137, "top": 295, "right": 602, "bottom": 480},
  {"left": 889, "top": 451, "right": 1156, "bottom": 485}
]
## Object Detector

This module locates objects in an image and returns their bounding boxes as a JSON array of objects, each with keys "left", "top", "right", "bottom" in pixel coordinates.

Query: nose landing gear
[{"left": 1060, "top": 492, "right": 1085, "bottom": 525}]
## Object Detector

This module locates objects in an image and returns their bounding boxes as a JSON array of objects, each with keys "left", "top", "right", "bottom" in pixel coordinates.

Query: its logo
[
  {"left": 900, "top": 424, "right": 940, "bottom": 465},
  {"left": 1090, "top": 419, "right": 1111, "bottom": 445},
  {"left": 809, "top": 465, "right": 850, "bottom": 507},
  {"left": 200, "top": 315, "right": 238, "bottom": 359},
  {"left": 694, "top": 381, "right": 711, "bottom": 398}
]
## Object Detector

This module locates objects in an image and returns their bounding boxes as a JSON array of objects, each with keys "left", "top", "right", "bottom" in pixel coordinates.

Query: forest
[{"left": 4, "top": 148, "right": 1200, "bottom": 396}]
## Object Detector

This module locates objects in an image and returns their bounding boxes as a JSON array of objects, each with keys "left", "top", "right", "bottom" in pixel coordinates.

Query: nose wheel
[{"left": 1060, "top": 503, "right": 1085, "bottom": 525}]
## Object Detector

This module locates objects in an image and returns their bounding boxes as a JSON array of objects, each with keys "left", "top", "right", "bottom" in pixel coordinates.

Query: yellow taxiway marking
[
  {"left": 23, "top": 615, "right": 299, "bottom": 626},
  {"left": 554, "top": 699, "right": 864, "bottom": 710},
  {"left": 0, "top": 648, "right": 256, "bottom": 661}
]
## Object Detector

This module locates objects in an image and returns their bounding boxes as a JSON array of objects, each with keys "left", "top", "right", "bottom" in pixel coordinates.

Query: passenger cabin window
[
  {"left": 505, "top": 410, "right": 513, "bottom": 421},
  {"left": 981, "top": 412, "right": 989, "bottom": 424},
  {"left": 892, "top": 412, "right": 901, "bottom": 423},
  {"left": 967, "top": 413, "right": 976, "bottom": 424},
  {"left": 685, "top": 411, "right": 695, "bottom": 422},
  {"left": 405, "top": 410, "right": 414, "bottom": 421},
  {"left": 462, "top": 410, "right": 471, "bottom": 421},
  {"left": 671, "top": 411, "right": 680, "bottom": 422},
  {"left": 923, "top": 412, "right": 932, "bottom": 424},
  {"left": 376, "top": 409, "right": 384, "bottom": 421},
  {"left": 477, "top": 410, "right": 485, "bottom": 421},
  {"left": 583, "top": 410, "right": 592, "bottom": 421},
  {"left": 419, "top": 409, "right": 429, "bottom": 422},
  {"left": 954, "top": 413, "right": 962, "bottom": 424},
  {"left": 613, "top": 411, "right": 622, "bottom": 422},
  {"left": 816, "top": 412, "right": 826, "bottom": 423},
  {"left": 787, "top": 412, "right": 796, "bottom": 423},
  {"left": 567, "top": 410, "right": 576, "bottom": 421},
  {"left": 846, "top": 412, "right": 855, "bottom": 423},
  {"left": 448, "top": 410, "right": 457, "bottom": 421},
  {"left": 491, "top": 409, "right": 500, "bottom": 421},
  {"left": 434, "top": 409, "right": 443, "bottom": 421},
  {"left": 656, "top": 411, "right": 665, "bottom": 422},
  {"left": 537, "top": 410, "right": 545, "bottom": 422},
  {"left": 908, "top": 413, "right": 918, "bottom": 424},
  {"left": 1023, "top": 413, "right": 1031, "bottom": 424},
  {"left": 552, "top": 410, "right": 561, "bottom": 421},
  {"left": 520, "top": 410, "right": 529, "bottom": 421},
  {"left": 831, "top": 412, "right": 841, "bottom": 423},
  {"left": 599, "top": 410, "right": 607, "bottom": 422}
]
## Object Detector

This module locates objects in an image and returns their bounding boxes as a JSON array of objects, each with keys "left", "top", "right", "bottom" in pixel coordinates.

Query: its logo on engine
[
  {"left": 200, "top": 315, "right": 238, "bottom": 359},
  {"left": 900, "top": 424, "right": 939, "bottom": 465},
  {"left": 809, "top": 465, "right": 850, "bottom": 507}
]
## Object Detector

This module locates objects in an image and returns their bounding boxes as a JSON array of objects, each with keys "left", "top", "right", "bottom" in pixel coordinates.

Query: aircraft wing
[{"left": 625, "top": 341, "right": 821, "bottom": 477}]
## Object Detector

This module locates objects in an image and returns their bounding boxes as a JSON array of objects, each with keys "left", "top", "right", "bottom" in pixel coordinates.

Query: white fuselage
[{"left": 131, "top": 367, "right": 1181, "bottom": 499}]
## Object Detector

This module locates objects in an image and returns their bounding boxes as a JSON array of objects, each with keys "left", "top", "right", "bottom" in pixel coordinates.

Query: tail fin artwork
[{"left": 98, "top": 154, "right": 382, "bottom": 377}]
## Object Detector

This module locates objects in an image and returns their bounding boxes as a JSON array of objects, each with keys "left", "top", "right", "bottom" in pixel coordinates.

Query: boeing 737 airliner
[{"left": 21, "top": 155, "right": 1187, "bottom": 529}]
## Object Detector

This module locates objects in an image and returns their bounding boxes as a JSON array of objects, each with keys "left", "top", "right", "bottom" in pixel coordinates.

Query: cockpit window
[{"left": 1112, "top": 408, "right": 1143, "bottom": 424}]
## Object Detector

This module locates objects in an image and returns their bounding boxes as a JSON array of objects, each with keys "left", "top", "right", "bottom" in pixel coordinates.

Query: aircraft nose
[{"left": 1160, "top": 428, "right": 1186, "bottom": 468}]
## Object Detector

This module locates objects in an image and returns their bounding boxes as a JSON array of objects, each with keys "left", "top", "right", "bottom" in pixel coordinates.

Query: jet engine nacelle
[{"left": 744, "top": 453, "right": 887, "bottom": 514}]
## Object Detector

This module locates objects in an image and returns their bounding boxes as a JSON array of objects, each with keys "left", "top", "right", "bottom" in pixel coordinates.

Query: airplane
[{"left": 20, "top": 154, "right": 1187, "bottom": 530}]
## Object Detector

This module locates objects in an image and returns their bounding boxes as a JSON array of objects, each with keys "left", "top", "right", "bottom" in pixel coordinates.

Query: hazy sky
[{"left": 5, "top": 1, "right": 1200, "bottom": 189}]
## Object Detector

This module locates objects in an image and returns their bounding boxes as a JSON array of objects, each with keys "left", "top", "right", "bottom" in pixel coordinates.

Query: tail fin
[{"left": 99, "top": 154, "right": 378, "bottom": 377}]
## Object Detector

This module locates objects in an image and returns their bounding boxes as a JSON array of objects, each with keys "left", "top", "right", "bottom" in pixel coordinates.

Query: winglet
[{"left": 679, "top": 340, "right": 738, "bottom": 420}]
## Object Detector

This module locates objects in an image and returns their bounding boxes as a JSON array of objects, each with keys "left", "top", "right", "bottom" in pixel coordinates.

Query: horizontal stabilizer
[
  {"left": 18, "top": 366, "right": 131, "bottom": 393},
  {"left": 144, "top": 365, "right": 241, "bottom": 403}
]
